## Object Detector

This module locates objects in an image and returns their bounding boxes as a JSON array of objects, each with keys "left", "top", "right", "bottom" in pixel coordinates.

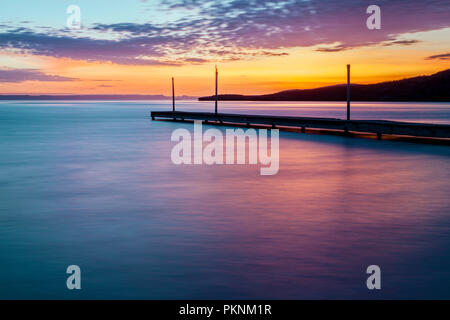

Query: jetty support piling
[{"left": 347, "top": 64, "right": 351, "bottom": 121}]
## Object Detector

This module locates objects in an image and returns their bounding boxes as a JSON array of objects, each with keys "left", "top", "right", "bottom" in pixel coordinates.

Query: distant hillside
[
  {"left": 0, "top": 94, "right": 197, "bottom": 100},
  {"left": 199, "top": 69, "right": 450, "bottom": 102}
]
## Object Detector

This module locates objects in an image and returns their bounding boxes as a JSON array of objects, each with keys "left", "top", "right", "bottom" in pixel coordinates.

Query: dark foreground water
[{"left": 0, "top": 101, "right": 450, "bottom": 299}]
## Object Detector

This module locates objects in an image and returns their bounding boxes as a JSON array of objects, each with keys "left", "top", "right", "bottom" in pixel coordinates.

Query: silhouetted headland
[{"left": 199, "top": 69, "right": 450, "bottom": 102}]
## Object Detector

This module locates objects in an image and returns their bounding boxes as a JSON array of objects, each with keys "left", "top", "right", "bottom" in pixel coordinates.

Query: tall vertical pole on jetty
[
  {"left": 215, "top": 65, "right": 218, "bottom": 114},
  {"left": 347, "top": 64, "right": 351, "bottom": 120},
  {"left": 172, "top": 77, "right": 175, "bottom": 112}
]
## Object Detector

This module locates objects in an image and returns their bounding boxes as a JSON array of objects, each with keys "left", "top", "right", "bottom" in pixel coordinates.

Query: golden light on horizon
[{"left": 0, "top": 28, "right": 449, "bottom": 96}]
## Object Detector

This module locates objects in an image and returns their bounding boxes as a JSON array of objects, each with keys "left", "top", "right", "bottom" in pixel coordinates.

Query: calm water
[{"left": 1, "top": 100, "right": 450, "bottom": 299}]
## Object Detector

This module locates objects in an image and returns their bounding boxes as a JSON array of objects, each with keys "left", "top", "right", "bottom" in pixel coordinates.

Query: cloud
[
  {"left": 316, "top": 39, "right": 421, "bottom": 52},
  {"left": 152, "top": 0, "right": 449, "bottom": 51},
  {"left": 425, "top": 53, "right": 450, "bottom": 60},
  {"left": 382, "top": 39, "right": 422, "bottom": 46},
  {"left": 0, "top": 30, "right": 180, "bottom": 66},
  {"left": 183, "top": 57, "right": 210, "bottom": 63},
  {"left": 0, "top": 0, "right": 448, "bottom": 65},
  {"left": 316, "top": 44, "right": 351, "bottom": 52},
  {"left": 0, "top": 68, "right": 77, "bottom": 83},
  {"left": 255, "top": 51, "right": 289, "bottom": 57}
]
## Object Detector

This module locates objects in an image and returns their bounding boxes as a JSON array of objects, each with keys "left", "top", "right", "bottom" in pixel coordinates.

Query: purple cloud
[
  {"left": 153, "top": 0, "right": 449, "bottom": 50},
  {"left": 0, "top": 30, "right": 179, "bottom": 66},
  {"left": 382, "top": 39, "right": 422, "bottom": 46},
  {"left": 0, "top": 68, "right": 77, "bottom": 82},
  {"left": 0, "top": 0, "right": 448, "bottom": 65},
  {"left": 426, "top": 53, "right": 450, "bottom": 60},
  {"left": 316, "top": 44, "right": 352, "bottom": 52}
]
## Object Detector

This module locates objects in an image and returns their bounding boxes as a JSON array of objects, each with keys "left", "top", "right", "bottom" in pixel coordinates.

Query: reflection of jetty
[{"left": 151, "top": 111, "right": 450, "bottom": 140}]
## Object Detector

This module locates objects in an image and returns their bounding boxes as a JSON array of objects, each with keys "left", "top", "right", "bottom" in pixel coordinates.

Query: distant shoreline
[
  {"left": 1, "top": 69, "right": 449, "bottom": 102},
  {"left": 0, "top": 95, "right": 197, "bottom": 101},
  {"left": 0, "top": 97, "right": 448, "bottom": 103}
]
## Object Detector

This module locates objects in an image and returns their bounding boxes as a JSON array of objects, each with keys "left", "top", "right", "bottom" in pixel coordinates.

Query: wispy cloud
[
  {"left": 382, "top": 39, "right": 422, "bottom": 46},
  {"left": 316, "top": 44, "right": 352, "bottom": 52},
  {"left": 425, "top": 53, "right": 450, "bottom": 60},
  {"left": 0, "top": 29, "right": 180, "bottom": 66},
  {"left": 255, "top": 51, "right": 289, "bottom": 57},
  {"left": 316, "top": 39, "right": 422, "bottom": 52},
  {"left": 0, "top": 68, "right": 77, "bottom": 83}
]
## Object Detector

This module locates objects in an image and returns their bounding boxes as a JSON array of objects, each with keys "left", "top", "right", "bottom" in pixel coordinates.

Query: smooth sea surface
[{"left": 1, "top": 100, "right": 450, "bottom": 299}]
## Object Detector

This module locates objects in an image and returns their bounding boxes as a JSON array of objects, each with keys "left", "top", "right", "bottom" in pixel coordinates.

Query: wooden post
[
  {"left": 172, "top": 77, "right": 175, "bottom": 112},
  {"left": 347, "top": 64, "right": 350, "bottom": 121},
  {"left": 215, "top": 65, "right": 218, "bottom": 114}
]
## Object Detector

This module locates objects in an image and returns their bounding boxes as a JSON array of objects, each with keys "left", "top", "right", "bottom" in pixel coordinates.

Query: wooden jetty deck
[{"left": 151, "top": 111, "right": 450, "bottom": 140}]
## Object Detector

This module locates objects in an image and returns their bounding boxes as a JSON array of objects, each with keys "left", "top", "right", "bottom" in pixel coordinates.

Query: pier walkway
[{"left": 151, "top": 111, "right": 450, "bottom": 140}]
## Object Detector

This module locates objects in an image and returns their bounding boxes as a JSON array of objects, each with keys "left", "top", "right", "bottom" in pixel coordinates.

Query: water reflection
[{"left": 0, "top": 101, "right": 449, "bottom": 299}]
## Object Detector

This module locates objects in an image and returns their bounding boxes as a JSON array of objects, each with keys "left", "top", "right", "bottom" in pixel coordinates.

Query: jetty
[
  {"left": 151, "top": 65, "right": 450, "bottom": 141},
  {"left": 151, "top": 111, "right": 450, "bottom": 140}
]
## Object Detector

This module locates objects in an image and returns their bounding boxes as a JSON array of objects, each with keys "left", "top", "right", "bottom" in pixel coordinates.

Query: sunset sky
[{"left": 0, "top": 0, "right": 449, "bottom": 96}]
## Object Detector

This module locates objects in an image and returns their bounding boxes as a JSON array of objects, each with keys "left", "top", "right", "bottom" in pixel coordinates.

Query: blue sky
[{"left": 0, "top": 0, "right": 150, "bottom": 28}]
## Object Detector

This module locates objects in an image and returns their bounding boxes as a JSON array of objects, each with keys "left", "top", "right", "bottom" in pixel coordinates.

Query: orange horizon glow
[{"left": 1, "top": 28, "right": 449, "bottom": 96}]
